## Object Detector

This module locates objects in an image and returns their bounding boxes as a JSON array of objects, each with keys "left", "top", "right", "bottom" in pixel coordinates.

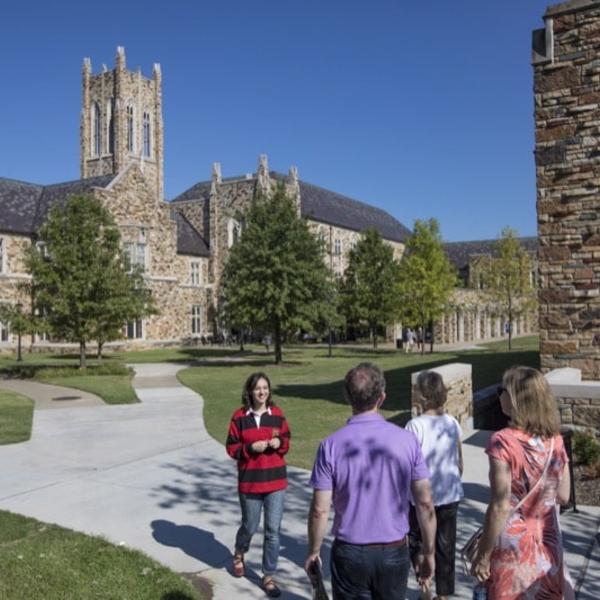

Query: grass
[
  {"left": 0, "top": 510, "right": 203, "bottom": 600},
  {"left": 178, "top": 336, "right": 540, "bottom": 469},
  {"left": 0, "top": 390, "right": 34, "bottom": 445}
]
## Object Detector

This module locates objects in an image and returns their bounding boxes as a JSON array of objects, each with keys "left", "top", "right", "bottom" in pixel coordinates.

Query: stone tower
[
  {"left": 80, "top": 46, "right": 164, "bottom": 199},
  {"left": 533, "top": 0, "right": 600, "bottom": 379}
]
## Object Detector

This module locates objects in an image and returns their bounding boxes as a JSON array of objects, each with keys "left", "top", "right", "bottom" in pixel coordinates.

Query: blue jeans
[
  {"left": 235, "top": 490, "right": 285, "bottom": 576},
  {"left": 331, "top": 539, "right": 410, "bottom": 599}
]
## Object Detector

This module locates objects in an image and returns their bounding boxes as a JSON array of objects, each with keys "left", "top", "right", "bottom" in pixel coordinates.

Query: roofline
[{"left": 303, "top": 215, "right": 407, "bottom": 244}]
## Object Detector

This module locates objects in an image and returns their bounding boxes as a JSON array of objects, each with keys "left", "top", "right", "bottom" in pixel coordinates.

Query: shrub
[{"left": 572, "top": 431, "right": 600, "bottom": 466}]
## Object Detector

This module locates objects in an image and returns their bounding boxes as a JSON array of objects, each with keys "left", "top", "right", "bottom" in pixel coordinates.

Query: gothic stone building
[{"left": 0, "top": 48, "right": 409, "bottom": 348}]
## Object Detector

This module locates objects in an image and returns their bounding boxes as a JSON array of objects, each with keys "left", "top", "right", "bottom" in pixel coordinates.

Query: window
[
  {"left": 190, "top": 261, "right": 201, "bottom": 286},
  {"left": 106, "top": 99, "right": 114, "bottom": 154},
  {"left": 227, "top": 218, "right": 243, "bottom": 248},
  {"left": 92, "top": 102, "right": 101, "bottom": 157},
  {"left": 35, "top": 240, "right": 50, "bottom": 259},
  {"left": 0, "top": 319, "right": 8, "bottom": 342},
  {"left": 334, "top": 238, "right": 341, "bottom": 256},
  {"left": 127, "top": 106, "right": 135, "bottom": 152},
  {"left": 126, "top": 319, "right": 143, "bottom": 339},
  {"left": 143, "top": 111, "right": 151, "bottom": 158},
  {"left": 0, "top": 238, "right": 4, "bottom": 273},
  {"left": 123, "top": 243, "right": 146, "bottom": 272},
  {"left": 191, "top": 305, "right": 202, "bottom": 335}
]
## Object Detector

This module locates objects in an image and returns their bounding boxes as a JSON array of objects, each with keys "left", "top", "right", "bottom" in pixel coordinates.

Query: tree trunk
[
  {"left": 17, "top": 331, "right": 23, "bottom": 362},
  {"left": 420, "top": 321, "right": 425, "bottom": 356},
  {"left": 508, "top": 299, "right": 513, "bottom": 351},
  {"left": 239, "top": 328, "right": 245, "bottom": 352},
  {"left": 274, "top": 323, "right": 283, "bottom": 364},
  {"left": 97, "top": 341, "right": 103, "bottom": 362},
  {"left": 371, "top": 325, "right": 378, "bottom": 349},
  {"left": 328, "top": 328, "right": 333, "bottom": 358},
  {"left": 79, "top": 340, "right": 87, "bottom": 369}
]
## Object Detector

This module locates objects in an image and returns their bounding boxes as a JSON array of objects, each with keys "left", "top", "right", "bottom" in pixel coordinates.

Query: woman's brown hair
[
  {"left": 503, "top": 366, "right": 560, "bottom": 438},
  {"left": 416, "top": 370, "right": 447, "bottom": 411},
  {"left": 241, "top": 372, "right": 274, "bottom": 410}
]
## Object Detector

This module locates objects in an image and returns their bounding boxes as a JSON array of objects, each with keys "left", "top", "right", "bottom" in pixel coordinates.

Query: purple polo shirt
[{"left": 309, "top": 412, "right": 429, "bottom": 544}]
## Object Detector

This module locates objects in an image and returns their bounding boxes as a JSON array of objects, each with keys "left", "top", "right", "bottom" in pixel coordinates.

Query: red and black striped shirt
[{"left": 226, "top": 405, "right": 290, "bottom": 494}]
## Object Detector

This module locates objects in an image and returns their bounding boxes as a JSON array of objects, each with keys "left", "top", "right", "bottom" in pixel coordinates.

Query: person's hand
[
  {"left": 268, "top": 437, "right": 281, "bottom": 450},
  {"left": 304, "top": 553, "right": 321, "bottom": 579},
  {"left": 471, "top": 553, "right": 491, "bottom": 583},
  {"left": 417, "top": 551, "right": 434, "bottom": 588},
  {"left": 251, "top": 440, "right": 269, "bottom": 453}
]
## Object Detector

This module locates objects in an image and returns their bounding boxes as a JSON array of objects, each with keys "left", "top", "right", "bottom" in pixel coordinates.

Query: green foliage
[
  {"left": 481, "top": 227, "right": 536, "bottom": 350},
  {"left": 573, "top": 431, "right": 600, "bottom": 466},
  {"left": 0, "top": 302, "right": 37, "bottom": 361},
  {"left": 340, "top": 229, "right": 402, "bottom": 348},
  {"left": 221, "top": 183, "right": 332, "bottom": 363},
  {"left": 25, "top": 195, "right": 154, "bottom": 368},
  {"left": 397, "top": 219, "right": 457, "bottom": 352}
]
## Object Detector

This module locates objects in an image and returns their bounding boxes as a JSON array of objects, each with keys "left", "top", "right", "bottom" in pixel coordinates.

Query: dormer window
[
  {"left": 127, "top": 106, "right": 135, "bottom": 152},
  {"left": 92, "top": 102, "right": 101, "bottom": 157},
  {"left": 143, "top": 111, "right": 151, "bottom": 158}
]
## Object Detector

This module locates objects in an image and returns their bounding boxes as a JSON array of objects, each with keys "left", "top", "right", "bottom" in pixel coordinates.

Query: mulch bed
[{"left": 573, "top": 465, "right": 600, "bottom": 507}]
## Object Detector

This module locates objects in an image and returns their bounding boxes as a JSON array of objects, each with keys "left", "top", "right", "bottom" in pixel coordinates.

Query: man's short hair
[{"left": 343, "top": 362, "right": 386, "bottom": 413}]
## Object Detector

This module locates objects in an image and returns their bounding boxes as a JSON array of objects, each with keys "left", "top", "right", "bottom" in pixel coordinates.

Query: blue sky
[{"left": 1, "top": 0, "right": 552, "bottom": 241}]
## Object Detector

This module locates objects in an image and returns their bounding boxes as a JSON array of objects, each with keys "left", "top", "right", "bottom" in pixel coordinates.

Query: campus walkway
[{"left": 0, "top": 363, "right": 598, "bottom": 599}]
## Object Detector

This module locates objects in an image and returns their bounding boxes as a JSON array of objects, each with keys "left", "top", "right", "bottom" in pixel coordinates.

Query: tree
[
  {"left": 221, "top": 183, "right": 332, "bottom": 364},
  {"left": 481, "top": 227, "right": 536, "bottom": 350},
  {"left": 0, "top": 302, "right": 34, "bottom": 362},
  {"left": 340, "top": 229, "right": 402, "bottom": 349},
  {"left": 397, "top": 219, "right": 457, "bottom": 354},
  {"left": 25, "top": 195, "right": 154, "bottom": 368}
]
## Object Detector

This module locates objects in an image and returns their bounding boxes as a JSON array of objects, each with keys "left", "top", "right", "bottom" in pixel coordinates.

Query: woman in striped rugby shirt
[{"left": 226, "top": 372, "right": 291, "bottom": 598}]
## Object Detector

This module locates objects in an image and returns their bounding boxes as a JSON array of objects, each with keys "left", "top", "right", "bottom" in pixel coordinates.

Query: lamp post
[{"left": 16, "top": 302, "right": 23, "bottom": 362}]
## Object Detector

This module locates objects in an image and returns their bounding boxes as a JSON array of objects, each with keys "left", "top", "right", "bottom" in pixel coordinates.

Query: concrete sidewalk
[{"left": 0, "top": 363, "right": 597, "bottom": 599}]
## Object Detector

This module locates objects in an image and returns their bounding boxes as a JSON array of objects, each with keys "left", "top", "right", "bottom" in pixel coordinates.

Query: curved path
[{"left": 0, "top": 364, "right": 598, "bottom": 599}]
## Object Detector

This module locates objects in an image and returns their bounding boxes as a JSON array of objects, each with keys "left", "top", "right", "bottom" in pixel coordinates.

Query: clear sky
[{"left": 0, "top": 0, "right": 552, "bottom": 241}]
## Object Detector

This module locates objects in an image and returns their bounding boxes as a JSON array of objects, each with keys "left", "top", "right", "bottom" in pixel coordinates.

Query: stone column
[
  {"left": 458, "top": 311, "right": 464, "bottom": 342},
  {"left": 475, "top": 310, "right": 481, "bottom": 340}
]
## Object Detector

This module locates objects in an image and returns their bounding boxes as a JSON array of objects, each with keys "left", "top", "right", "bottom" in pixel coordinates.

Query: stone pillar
[
  {"left": 475, "top": 310, "right": 481, "bottom": 340},
  {"left": 458, "top": 311, "right": 464, "bottom": 342}
]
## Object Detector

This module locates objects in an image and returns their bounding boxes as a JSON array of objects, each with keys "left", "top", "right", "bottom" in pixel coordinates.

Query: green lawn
[
  {"left": 178, "top": 336, "right": 540, "bottom": 469},
  {"left": 0, "top": 390, "right": 34, "bottom": 445},
  {"left": 0, "top": 510, "right": 203, "bottom": 600}
]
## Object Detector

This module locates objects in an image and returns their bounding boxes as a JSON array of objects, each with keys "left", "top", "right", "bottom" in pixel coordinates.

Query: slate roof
[
  {"left": 0, "top": 175, "right": 116, "bottom": 235},
  {"left": 171, "top": 211, "right": 210, "bottom": 257},
  {"left": 443, "top": 237, "right": 538, "bottom": 270},
  {"left": 0, "top": 174, "right": 207, "bottom": 257},
  {"left": 171, "top": 172, "right": 412, "bottom": 243}
]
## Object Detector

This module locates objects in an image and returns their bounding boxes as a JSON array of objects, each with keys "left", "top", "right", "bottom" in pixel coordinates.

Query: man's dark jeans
[{"left": 331, "top": 538, "right": 410, "bottom": 599}]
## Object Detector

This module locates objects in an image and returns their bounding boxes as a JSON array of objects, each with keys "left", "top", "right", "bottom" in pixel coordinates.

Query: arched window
[
  {"left": 106, "top": 99, "right": 114, "bottom": 154},
  {"left": 92, "top": 102, "right": 101, "bottom": 157},
  {"left": 143, "top": 111, "right": 151, "bottom": 157},
  {"left": 127, "top": 106, "right": 135, "bottom": 152}
]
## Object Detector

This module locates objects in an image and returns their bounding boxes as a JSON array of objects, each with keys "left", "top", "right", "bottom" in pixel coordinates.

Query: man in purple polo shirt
[{"left": 305, "top": 362, "right": 436, "bottom": 599}]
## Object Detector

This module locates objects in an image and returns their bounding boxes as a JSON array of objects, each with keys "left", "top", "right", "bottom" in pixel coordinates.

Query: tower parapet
[{"left": 80, "top": 47, "right": 164, "bottom": 200}]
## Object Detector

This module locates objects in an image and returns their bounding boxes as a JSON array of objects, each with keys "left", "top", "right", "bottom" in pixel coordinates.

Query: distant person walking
[
  {"left": 226, "top": 372, "right": 291, "bottom": 598},
  {"left": 305, "top": 362, "right": 436, "bottom": 599},
  {"left": 406, "top": 371, "right": 464, "bottom": 600},
  {"left": 471, "top": 366, "right": 572, "bottom": 599}
]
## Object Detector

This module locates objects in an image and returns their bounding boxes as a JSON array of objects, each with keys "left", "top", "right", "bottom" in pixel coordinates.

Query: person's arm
[
  {"left": 411, "top": 478, "right": 436, "bottom": 587},
  {"left": 305, "top": 489, "right": 332, "bottom": 573},
  {"left": 471, "top": 457, "right": 512, "bottom": 582},
  {"left": 556, "top": 462, "right": 571, "bottom": 506},
  {"left": 458, "top": 438, "right": 464, "bottom": 477}
]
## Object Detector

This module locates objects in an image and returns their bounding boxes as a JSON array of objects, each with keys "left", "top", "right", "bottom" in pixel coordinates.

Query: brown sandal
[
  {"left": 232, "top": 553, "right": 245, "bottom": 578},
  {"left": 262, "top": 576, "right": 281, "bottom": 598}
]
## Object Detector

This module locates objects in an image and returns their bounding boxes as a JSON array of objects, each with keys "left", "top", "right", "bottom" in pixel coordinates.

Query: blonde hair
[
  {"left": 416, "top": 370, "right": 447, "bottom": 411},
  {"left": 503, "top": 366, "right": 560, "bottom": 438}
]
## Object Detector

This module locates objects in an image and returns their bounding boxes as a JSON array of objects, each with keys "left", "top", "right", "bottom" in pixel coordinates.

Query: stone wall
[
  {"left": 533, "top": 2, "right": 600, "bottom": 379},
  {"left": 411, "top": 363, "right": 473, "bottom": 428}
]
